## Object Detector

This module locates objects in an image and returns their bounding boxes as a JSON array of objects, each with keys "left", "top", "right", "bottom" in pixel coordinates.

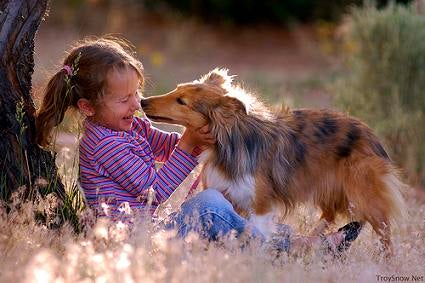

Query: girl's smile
[{"left": 92, "top": 67, "right": 141, "bottom": 131}]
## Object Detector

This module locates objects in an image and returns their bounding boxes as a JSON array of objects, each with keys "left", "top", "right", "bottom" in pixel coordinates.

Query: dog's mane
[
  {"left": 201, "top": 69, "right": 298, "bottom": 207},
  {"left": 208, "top": 74, "right": 292, "bottom": 182}
]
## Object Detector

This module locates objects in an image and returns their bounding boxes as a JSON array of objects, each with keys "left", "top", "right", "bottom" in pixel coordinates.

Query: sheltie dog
[{"left": 141, "top": 68, "right": 407, "bottom": 254}]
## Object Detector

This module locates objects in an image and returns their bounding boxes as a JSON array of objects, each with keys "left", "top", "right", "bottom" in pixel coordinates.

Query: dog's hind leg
[
  {"left": 310, "top": 218, "right": 330, "bottom": 236},
  {"left": 369, "top": 216, "right": 393, "bottom": 258},
  {"left": 310, "top": 209, "right": 336, "bottom": 236},
  {"left": 342, "top": 156, "right": 403, "bottom": 257}
]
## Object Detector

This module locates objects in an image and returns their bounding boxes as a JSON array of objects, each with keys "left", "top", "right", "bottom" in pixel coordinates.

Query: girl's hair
[{"left": 35, "top": 37, "right": 144, "bottom": 147}]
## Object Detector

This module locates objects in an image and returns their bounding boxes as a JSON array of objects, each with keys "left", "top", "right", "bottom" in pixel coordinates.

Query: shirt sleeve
[
  {"left": 93, "top": 135, "right": 198, "bottom": 203},
  {"left": 141, "top": 118, "right": 181, "bottom": 162}
]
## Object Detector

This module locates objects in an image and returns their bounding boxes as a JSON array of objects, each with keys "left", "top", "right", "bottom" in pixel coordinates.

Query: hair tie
[{"left": 62, "top": 65, "right": 73, "bottom": 75}]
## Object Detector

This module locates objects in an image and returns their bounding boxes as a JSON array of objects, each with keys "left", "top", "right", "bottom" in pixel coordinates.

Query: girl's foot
[
  {"left": 266, "top": 221, "right": 362, "bottom": 258},
  {"left": 321, "top": 221, "right": 363, "bottom": 257}
]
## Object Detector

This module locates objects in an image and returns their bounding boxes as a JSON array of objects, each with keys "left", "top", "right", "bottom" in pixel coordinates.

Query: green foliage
[
  {"left": 332, "top": 2, "right": 425, "bottom": 186},
  {"left": 60, "top": 183, "right": 86, "bottom": 233},
  {"left": 15, "top": 99, "right": 28, "bottom": 187},
  {"left": 143, "top": 0, "right": 411, "bottom": 25}
]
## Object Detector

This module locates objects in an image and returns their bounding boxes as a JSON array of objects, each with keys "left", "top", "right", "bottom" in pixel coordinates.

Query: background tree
[{"left": 0, "top": 0, "right": 65, "bottom": 225}]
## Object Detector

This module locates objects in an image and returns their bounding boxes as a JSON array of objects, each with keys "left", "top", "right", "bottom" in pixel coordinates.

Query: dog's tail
[
  {"left": 344, "top": 157, "right": 408, "bottom": 228},
  {"left": 381, "top": 170, "right": 409, "bottom": 225}
]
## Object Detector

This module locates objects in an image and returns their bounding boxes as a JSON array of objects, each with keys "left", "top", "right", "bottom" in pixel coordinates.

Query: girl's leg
[{"left": 164, "top": 189, "right": 267, "bottom": 243}]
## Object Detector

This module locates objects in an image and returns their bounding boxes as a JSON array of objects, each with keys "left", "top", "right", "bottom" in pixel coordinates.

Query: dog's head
[{"left": 140, "top": 68, "right": 248, "bottom": 129}]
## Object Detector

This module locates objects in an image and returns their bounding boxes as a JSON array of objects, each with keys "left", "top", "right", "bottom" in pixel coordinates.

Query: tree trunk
[{"left": 0, "top": 1, "right": 65, "bottom": 212}]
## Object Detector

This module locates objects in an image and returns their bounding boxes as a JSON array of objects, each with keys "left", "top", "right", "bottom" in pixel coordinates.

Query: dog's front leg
[{"left": 250, "top": 175, "right": 279, "bottom": 239}]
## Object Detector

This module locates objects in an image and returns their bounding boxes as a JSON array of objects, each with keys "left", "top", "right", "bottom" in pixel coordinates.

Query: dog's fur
[{"left": 141, "top": 68, "right": 407, "bottom": 253}]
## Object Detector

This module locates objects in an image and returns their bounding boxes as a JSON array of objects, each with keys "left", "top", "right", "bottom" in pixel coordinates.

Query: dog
[{"left": 141, "top": 68, "right": 407, "bottom": 254}]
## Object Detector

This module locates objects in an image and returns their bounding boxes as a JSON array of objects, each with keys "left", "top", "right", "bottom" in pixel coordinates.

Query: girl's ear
[{"left": 77, "top": 98, "right": 96, "bottom": 116}]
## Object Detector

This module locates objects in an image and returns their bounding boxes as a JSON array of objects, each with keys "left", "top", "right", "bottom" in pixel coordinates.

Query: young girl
[
  {"left": 35, "top": 37, "right": 212, "bottom": 220},
  {"left": 35, "top": 37, "right": 361, "bottom": 256}
]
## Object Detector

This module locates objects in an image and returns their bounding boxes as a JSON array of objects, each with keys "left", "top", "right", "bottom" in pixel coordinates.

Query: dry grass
[{"left": 0, "top": 160, "right": 423, "bottom": 283}]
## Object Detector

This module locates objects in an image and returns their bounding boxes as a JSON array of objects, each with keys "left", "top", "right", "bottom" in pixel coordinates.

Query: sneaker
[{"left": 321, "top": 221, "right": 363, "bottom": 257}]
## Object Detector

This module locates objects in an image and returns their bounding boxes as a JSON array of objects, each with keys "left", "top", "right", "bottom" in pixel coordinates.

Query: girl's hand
[{"left": 178, "top": 125, "right": 215, "bottom": 153}]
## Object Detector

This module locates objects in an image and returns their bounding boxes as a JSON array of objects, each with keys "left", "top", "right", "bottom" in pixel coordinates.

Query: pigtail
[{"left": 36, "top": 70, "right": 75, "bottom": 147}]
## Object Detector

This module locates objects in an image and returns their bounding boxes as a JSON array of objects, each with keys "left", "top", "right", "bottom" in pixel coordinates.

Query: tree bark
[{"left": 0, "top": 1, "right": 65, "bottom": 205}]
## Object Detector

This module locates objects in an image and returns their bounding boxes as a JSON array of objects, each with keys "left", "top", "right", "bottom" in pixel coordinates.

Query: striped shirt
[{"left": 79, "top": 117, "right": 199, "bottom": 220}]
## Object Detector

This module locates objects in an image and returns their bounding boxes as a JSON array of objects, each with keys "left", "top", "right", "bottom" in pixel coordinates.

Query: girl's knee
[
  {"left": 182, "top": 188, "right": 233, "bottom": 213},
  {"left": 194, "top": 189, "right": 226, "bottom": 203}
]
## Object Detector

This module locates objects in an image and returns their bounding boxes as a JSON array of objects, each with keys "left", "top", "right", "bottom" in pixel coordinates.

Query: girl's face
[{"left": 93, "top": 68, "right": 141, "bottom": 131}]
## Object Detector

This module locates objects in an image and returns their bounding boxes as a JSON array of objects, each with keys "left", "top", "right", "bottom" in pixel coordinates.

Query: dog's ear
[
  {"left": 221, "top": 96, "right": 247, "bottom": 114},
  {"left": 201, "top": 68, "right": 234, "bottom": 87},
  {"left": 208, "top": 97, "right": 252, "bottom": 178},
  {"left": 192, "top": 95, "right": 246, "bottom": 127},
  {"left": 204, "top": 97, "right": 246, "bottom": 142},
  {"left": 204, "top": 96, "right": 246, "bottom": 123}
]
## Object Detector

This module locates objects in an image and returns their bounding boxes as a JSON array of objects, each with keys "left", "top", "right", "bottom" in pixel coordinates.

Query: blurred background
[{"left": 33, "top": 0, "right": 424, "bottom": 190}]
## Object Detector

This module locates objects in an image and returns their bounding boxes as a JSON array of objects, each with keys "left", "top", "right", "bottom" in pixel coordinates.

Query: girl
[
  {"left": 35, "top": 37, "right": 361, "bottom": 256},
  {"left": 36, "top": 37, "right": 212, "bottom": 220}
]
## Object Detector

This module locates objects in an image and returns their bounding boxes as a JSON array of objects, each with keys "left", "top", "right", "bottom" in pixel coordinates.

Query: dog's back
[{"left": 258, "top": 108, "right": 407, "bottom": 251}]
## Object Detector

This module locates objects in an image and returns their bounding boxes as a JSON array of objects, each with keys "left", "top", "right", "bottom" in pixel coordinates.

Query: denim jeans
[{"left": 163, "top": 189, "right": 292, "bottom": 252}]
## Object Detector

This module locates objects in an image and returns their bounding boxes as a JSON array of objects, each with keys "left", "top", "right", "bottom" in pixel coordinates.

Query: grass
[
  {"left": 15, "top": 99, "right": 29, "bottom": 189},
  {"left": 0, "top": 177, "right": 423, "bottom": 282}
]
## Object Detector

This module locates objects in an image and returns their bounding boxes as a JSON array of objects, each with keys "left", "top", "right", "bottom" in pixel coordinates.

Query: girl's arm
[
  {"left": 137, "top": 118, "right": 181, "bottom": 162},
  {"left": 93, "top": 135, "right": 197, "bottom": 203}
]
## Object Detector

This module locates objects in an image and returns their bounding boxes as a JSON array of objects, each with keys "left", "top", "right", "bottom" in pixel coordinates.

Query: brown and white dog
[{"left": 141, "top": 68, "right": 407, "bottom": 254}]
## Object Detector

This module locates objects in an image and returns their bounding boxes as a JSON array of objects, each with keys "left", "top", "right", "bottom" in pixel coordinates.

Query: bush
[
  {"left": 332, "top": 2, "right": 425, "bottom": 187},
  {"left": 143, "top": 0, "right": 411, "bottom": 25}
]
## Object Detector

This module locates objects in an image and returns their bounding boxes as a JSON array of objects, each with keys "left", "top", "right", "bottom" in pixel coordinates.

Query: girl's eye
[{"left": 177, "top": 97, "right": 186, "bottom": 105}]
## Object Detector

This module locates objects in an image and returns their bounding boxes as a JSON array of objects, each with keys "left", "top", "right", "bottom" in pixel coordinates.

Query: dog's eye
[{"left": 177, "top": 97, "right": 186, "bottom": 105}]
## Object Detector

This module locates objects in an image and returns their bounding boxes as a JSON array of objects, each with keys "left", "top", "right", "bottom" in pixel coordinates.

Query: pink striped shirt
[{"left": 79, "top": 117, "right": 198, "bottom": 220}]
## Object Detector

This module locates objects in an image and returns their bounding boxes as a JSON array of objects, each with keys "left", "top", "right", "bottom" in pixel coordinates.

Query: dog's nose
[{"left": 140, "top": 98, "right": 149, "bottom": 108}]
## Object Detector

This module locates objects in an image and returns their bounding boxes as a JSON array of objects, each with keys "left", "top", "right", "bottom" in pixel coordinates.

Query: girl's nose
[{"left": 132, "top": 94, "right": 141, "bottom": 110}]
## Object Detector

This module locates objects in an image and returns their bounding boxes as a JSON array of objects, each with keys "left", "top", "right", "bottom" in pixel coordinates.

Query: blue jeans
[{"left": 163, "top": 189, "right": 291, "bottom": 252}]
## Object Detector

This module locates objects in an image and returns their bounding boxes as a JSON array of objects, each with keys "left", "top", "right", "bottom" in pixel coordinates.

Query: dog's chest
[{"left": 199, "top": 151, "right": 256, "bottom": 211}]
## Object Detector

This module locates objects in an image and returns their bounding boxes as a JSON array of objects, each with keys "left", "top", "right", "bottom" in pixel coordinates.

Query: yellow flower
[{"left": 151, "top": 51, "right": 165, "bottom": 67}]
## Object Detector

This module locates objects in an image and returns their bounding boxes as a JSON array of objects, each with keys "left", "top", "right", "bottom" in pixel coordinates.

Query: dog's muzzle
[{"left": 140, "top": 98, "right": 149, "bottom": 109}]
